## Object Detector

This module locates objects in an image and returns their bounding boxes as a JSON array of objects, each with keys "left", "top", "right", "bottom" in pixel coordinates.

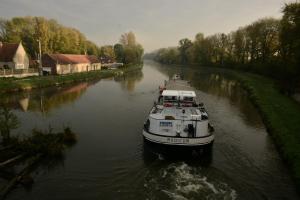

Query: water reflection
[
  {"left": 190, "top": 72, "right": 262, "bottom": 128},
  {"left": 0, "top": 106, "right": 77, "bottom": 198},
  {"left": 0, "top": 70, "right": 144, "bottom": 114},
  {"left": 0, "top": 82, "right": 89, "bottom": 113},
  {"left": 0, "top": 149, "right": 69, "bottom": 196},
  {"left": 114, "top": 70, "right": 144, "bottom": 92}
]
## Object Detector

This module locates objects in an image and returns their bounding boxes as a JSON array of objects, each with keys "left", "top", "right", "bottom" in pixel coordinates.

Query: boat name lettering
[{"left": 166, "top": 137, "right": 189, "bottom": 143}]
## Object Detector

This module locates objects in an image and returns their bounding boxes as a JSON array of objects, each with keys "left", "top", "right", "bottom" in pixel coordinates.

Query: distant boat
[{"left": 143, "top": 76, "right": 214, "bottom": 149}]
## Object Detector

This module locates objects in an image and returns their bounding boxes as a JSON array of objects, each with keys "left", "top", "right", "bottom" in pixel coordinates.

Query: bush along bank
[
  {"left": 0, "top": 64, "right": 143, "bottom": 94},
  {"left": 230, "top": 71, "right": 300, "bottom": 190}
]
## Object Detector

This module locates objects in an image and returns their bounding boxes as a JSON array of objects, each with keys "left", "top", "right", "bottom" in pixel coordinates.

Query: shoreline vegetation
[
  {"left": 0, "top": 106, "right": 78, "bottom": 199},
  {"left": 0, "top": 64, "right": 143, "bottom": 94},
  {"left": 230, "top": 71, "right": 300, "bottom": 191}
]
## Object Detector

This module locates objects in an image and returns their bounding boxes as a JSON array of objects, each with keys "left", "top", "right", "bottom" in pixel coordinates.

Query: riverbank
[
  {"left": 0, "top": 64, "right": 142, "bottom": 94},
  {"left": 219, "top": 70, "right": 300, "bottom": 191}
]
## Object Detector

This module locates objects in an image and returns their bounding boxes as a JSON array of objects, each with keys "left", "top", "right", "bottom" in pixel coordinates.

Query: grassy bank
[
  {"left": 228, "top": 71, "right": 300, "bottom": 190},
  {"left": 0, "top": 64, "right": 142, "bottom": 94}
]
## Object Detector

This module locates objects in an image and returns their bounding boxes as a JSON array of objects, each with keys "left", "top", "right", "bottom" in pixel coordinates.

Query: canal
[{"left": 1, "top": 61, "right": 298, "bottom": 199}]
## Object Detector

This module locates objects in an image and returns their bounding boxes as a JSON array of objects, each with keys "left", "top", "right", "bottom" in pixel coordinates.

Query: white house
[
  {"left": 0, "top": 42, "right": 29, "bottom": 70},
  {"left": 42, "top": 54, "right": 101, "bottom": 75}
]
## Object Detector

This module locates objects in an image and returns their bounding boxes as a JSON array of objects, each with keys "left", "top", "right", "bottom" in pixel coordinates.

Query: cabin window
[
  {"left": 164, "top": 96, "right": 177, "bottom": 102},
  {"left": 183, "top": 97, "right": 194, "bottom": 102}
]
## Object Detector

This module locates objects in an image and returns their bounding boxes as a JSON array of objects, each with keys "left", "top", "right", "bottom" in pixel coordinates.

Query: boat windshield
[
  {"left": 164, "top": 96, "right": 178, "bottom": 102},
  {"left": 182, "top": 96, "right": 194, "bottom": 102}
]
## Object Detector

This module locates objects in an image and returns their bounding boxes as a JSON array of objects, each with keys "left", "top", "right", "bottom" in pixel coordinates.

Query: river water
[{"left": 1, "top": 61, "right": 298, "bottom": 200}]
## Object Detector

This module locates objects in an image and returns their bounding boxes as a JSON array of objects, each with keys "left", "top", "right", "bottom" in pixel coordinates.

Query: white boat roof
[
  {"left": 179, "top": 90, "right": 196, "bottom": 97},
  {"left": 162, "top": 90, "right": 196, "bottom": 97},
  {"left": 162, "top": 90, "right": 179, "bottom": 97}
]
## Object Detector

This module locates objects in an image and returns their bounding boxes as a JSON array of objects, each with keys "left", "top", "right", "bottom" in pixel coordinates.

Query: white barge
[{"left": 143, "top": 77, "right": 214, "bottom": 147}]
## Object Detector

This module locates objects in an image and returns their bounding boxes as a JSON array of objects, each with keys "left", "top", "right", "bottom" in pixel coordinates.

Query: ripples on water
[{"left": 143, "top": 162, "right": 237, "bottom": 200}]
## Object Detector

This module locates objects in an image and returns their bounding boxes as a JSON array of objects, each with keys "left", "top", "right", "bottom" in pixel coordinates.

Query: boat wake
[{"left": 144, "top": 162, "right": 237, "bottom": 200}]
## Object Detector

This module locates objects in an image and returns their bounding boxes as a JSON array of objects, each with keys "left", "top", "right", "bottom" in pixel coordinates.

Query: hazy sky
[{"left": 0, "top": 0, "right": 295, "bottom": 52}]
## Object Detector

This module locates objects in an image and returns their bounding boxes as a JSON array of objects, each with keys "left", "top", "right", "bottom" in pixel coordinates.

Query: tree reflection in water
[
  {"left": 0, "top": 69, "right": 144, "bottom": 114},
  {"left": 114, "top": 70, "right": 144, "bottom": 92},
  {"left": 152, "top": 63, "right": 263, "bottom": 128},
  {"left": 0, "top": 109, "right": 77, "bottom": 199},
  {"left": 0, "top": 82, "right": 90, "bottom": 113}
]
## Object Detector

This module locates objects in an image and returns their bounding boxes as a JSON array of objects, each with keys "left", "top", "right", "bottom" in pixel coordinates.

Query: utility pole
[{"left": 38, "top": 39, "right": 42, "bottom": 76}]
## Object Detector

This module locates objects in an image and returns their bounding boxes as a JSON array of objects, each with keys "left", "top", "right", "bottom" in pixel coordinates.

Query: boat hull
[{"left": 142, "top": 129, "right": 214, "bottom": 147}]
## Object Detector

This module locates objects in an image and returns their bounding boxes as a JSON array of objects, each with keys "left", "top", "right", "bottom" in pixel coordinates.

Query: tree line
[
  {"left": 100, "top": 31, "right": 144, "bottom": 64},
  {"left": 145, "top": 3, "right": 300, "bottom": 93},
  {"left": 0, "top": 17, "right": 143, "bottom": 64}
]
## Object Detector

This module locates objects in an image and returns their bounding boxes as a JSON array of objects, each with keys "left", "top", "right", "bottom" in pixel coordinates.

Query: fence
[{"left": 0, "top": 68, "right": 39, "bottom": 77}]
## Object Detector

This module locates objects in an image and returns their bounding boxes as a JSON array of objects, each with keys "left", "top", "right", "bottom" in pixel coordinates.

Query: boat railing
[
  {"left": 148, "top": 115, "right": 208, "bottom": 122},
  {"left": 159, "top": 101, "right": 201, "bottom": 108}
]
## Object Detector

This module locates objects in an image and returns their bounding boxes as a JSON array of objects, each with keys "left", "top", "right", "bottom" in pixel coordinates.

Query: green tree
[
  {"left": 280, "top": 3, "right": 300, "bottom": 69},
  {"left": 178, "top": 38, "right": 193, "bottom": 64},
  {"left": 114, "top": 43, "right": 125, "bottom": 63},
  {"left": 233, "top": 28, "right": 248, "bottom": 64},
  {"left": 0, "top": 18, "right": 7, "bottom": 41},
  {"left": 86, "top": 40, "right": 100, "bottom": 56},
  {"left": 192, "top": 33, "right": 205, "bottom": 64},
  {"left": 117, "top": 32, "right": 143, "bottom": 64},
  {"left": 0, "top": 16, "right": 100, "bottom": 58},
  {"left": 120, "top": 31, "right": 136, "bottom": 46},
  {"left": 100, "top": 45, "right": 116, "bottom": 60}
]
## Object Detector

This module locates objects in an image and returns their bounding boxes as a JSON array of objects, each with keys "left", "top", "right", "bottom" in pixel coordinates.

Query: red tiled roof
[
  {"left": 0, "top": 42, "right": 19, "bottom": 62},
  {"left": 47, "top": 54, "right": 100, "bottom": 64}
]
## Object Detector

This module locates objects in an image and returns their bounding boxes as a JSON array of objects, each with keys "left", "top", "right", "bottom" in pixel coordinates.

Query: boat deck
[
  {"left": 150, "top": 106, "right": 204, "bottom": 121},
  {"left": 165, "top": 79, "right": 194, "bottom": 91}
]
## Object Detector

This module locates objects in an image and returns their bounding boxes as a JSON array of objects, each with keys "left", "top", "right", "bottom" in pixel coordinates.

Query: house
[
  {"left": 42, "top": 54, "right": 101, "bottom": 75},
  {"left": 0, "top": 41, "right": 29, "bottom": 70}
]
